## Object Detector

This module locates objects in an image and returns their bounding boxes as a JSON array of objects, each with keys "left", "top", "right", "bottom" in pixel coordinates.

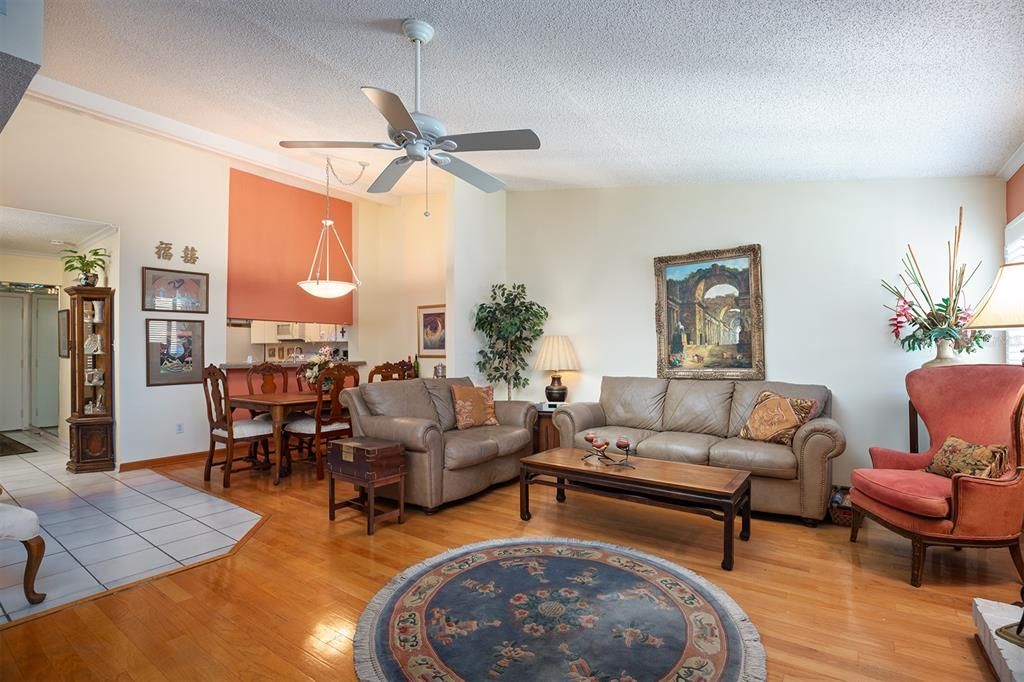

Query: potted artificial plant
[
  {"left": 62, "top": 248, "right": 111, "bottom": 287},
  {"left": 474, "top": 283, "right": 548, "bottom": 400}
]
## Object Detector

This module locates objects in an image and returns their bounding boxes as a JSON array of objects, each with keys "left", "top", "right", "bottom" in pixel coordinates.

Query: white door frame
[{"left": 0, "top": 293, "right": 31, "bottom": 430}]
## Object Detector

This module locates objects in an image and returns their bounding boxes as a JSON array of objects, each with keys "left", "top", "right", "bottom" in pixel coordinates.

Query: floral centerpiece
[
  {"left": 302, "top": 346, "right": 336, "bottom": 386},
  {"left": 882, "top": 207, "right": 991, "bottom": 366}
]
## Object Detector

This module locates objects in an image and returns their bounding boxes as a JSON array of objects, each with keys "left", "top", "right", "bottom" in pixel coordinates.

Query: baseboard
[{"left": 119, "top": 444, "right": 251, "bottom": 471}]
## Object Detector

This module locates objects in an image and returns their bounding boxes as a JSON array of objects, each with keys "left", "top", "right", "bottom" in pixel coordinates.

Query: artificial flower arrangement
[
  {"left": 302, "top": 346, "right": 336, "bottom": 386},
  {"left": 882, "top": 208, "right": 991, "bottom": 357}
]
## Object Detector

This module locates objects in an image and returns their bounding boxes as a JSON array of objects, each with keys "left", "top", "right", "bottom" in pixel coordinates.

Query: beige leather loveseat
[
  {"left": 342, "top": 378, "right": 538, "bottom": 512},
  {"left": 553, "top": 377, "right": 846, "bottom": 523}
]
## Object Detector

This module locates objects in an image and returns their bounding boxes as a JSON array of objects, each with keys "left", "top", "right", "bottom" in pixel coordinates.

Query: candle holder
[{"left": 582, "top": 433, "right": 636, "bottom": 469}]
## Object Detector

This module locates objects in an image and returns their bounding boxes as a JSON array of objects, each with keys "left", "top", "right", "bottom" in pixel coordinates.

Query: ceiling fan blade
[
  {"left": 432, "top": 154, "right": 505, "bottom": 193},
  {"left": 436, "top": 129, "right": 540, "bottom": 152},
  {"left": 367, "top": 157, "right": 414, "bottom": 194},
  {"left": 279, "top": 140, "right": 382, "bottom": 149},
  {"left": 361, "top": 86, "right": 421, "bottom": 138}
]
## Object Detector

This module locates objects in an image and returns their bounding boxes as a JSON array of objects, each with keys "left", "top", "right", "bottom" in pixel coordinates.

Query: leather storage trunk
[{"left": 328, "top": 438, "right": 405, "bottom": 482}]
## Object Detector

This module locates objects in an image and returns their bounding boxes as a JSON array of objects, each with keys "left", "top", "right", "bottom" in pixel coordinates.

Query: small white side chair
[{"left": 0, "top": 501, "right": 47, "bottom": 604}]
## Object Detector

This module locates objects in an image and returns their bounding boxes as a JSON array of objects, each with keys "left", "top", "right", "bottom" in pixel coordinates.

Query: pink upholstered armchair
[{"left": 850, "top": 365, "right": 1024, "bottom": 587}]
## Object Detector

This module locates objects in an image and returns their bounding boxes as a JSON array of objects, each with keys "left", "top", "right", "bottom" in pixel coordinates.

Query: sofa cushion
[
  {"left": 599, "top": 377, "right": 668, "bottom": 431},
  {"left": 361, "top": 379, "right": 439, "bottom": 422},
  {"left": 635, "top": 432, "right": 720, "bottom": 465},
  {"left": 573, "top": 426, "right": 656, "bottom": 454},
  {"left": 729, "top": 381, "right": 829, "bottom": 436},
  {"left": 662, "top": 380, "right": 734, "bottom": 437},
  {"left": 444, "top": 425, "right": 532, "bottom": 470},
  {"left": 423, "top": 377, "right": 474, "bottom": 431},
  {"left": 709, "top": 437, "right": 797, "bottom": 479},
  {"left": 452, "top": 385, "right": 500, "bottom": 430},
  {"left": 851, "top": 468, "right": 952, "bottom": 519}
]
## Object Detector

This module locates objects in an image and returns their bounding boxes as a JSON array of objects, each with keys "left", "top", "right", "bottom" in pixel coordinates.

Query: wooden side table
[
  {"left": 534, "top": 410, "right": 559, "bottom": 453},
  {"left": 327, "top": 438, "right": 407, "bottom": 535}
]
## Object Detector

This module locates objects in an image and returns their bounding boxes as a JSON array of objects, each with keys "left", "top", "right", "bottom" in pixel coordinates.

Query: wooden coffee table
[{"left": 519, "top": 447, "right": 752, "bottom": 570}]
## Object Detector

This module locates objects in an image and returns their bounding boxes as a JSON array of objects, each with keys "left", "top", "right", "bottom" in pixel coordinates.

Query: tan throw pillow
[
  {"left": 451, "top": 385, "right": 499, "bottom": 430},
  {"left": 925, "top": 436, "right": 1008, "bottom": 479},
  {"left": 739, "top": 390, "right": 818, "bottom": 446}
]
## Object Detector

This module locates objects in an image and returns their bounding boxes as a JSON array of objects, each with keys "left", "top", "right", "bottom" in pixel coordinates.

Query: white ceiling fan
[{"left": 280, "top": 18, "right": 540, "bottom": 194}]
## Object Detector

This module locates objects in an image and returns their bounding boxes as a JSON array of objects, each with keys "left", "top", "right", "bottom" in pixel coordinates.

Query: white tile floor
[{"left": 0, "top": 429, "right": 261, "bottom": 623}]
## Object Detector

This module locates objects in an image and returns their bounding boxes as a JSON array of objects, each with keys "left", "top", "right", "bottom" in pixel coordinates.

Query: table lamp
[
  {"left": 967, "top": 261, "right": 1024, "bottom": 364},
  {"left": 535, "top": 335, "right": 580, "bottom": 402}
]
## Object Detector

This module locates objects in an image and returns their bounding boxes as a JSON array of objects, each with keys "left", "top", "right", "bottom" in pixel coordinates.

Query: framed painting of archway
[{"left": 654, "top": 244, "right": 764, "bottom": 380}]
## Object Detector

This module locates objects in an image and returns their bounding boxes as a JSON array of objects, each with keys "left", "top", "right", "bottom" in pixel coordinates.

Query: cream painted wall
[
  {"left": 446, "top": 182, "right": 507, "bottom": 386},
  {"left": 0, "top": 253, "right": 61, "bottom": 284},
  {"left": 506, "top": 178, "right": 1007, "bottom": 483},
  {"left": 351, "top": 193, "right": 449, "bottom": 381},
  {"left": 1, "top": 98, "right": 228, "bottom": 463}
]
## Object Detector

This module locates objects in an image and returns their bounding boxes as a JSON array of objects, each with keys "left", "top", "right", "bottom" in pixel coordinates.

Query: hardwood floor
[{"left": 0, "top": 458, "right": 1012, "bottom": 681}]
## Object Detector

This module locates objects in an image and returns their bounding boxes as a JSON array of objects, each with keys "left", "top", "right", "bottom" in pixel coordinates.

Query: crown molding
[
  {"left": 1, "top": 249, "right": 61, "bottom": 260},
  {"left": 78, "top": 224, "right": 119, "bottom": 250},
  {"left": 998, "top": 140, "right": 1024, "bottom": 180},
  {"left": 25, "top": 76, "right": 393, "bottom": 205}
]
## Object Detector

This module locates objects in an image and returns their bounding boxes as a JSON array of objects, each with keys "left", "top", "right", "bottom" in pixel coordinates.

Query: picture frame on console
[{"left": 654, "top": 243, "right": 765, "bottom": 380}]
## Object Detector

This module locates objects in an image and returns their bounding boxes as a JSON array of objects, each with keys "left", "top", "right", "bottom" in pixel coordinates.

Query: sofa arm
[
  {"left": 952, "top": 467, "right": 1024, "bottom": 539},
  {"left": 792, "top": 417, "right": 847, "bottom": 521},
  {"left": 357, "top": 416, "right": 442, "bottom": 453},
  {"left": 495, "top": 400, "right": 538, "bottom": 431},
  {"left": 553, "top": 402, "right": 606, "bottom": 448},
  {"left": 868, "top": 447, "right": 934, "bottom": 470},
  {"left": 356, "top": 415, "right": 446, "bottom": 509}
]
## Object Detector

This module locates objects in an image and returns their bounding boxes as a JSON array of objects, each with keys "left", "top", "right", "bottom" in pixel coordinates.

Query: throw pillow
[
  {"left": 451, "top": 385, "right": 499, "bottom": 430},
  {"left": 925, "top": 436, "right": 1008, "bottom": 479},
  {"left": 738, "top": 390, "right": 818, "bottom": 446}
]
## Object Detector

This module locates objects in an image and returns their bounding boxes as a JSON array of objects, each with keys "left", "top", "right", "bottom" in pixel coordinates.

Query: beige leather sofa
[
  {"left": 341, "top": 378, "right": 538, "bottom": 512},
  {"left": 553, "top": 377, "right": 846, "bottom": 524}
]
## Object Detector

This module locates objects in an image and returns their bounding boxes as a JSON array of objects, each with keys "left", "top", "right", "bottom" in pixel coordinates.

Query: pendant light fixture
[{"left": 298, "top": 159, "right": 365, "bottom": 299}]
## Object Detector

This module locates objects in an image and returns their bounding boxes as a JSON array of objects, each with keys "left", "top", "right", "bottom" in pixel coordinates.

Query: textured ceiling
[
  {"left": 0, "top": 207, "right": 111, "bottom": 255},
  {"left": 38, "top": 1, "right": 1024, "bottom": 195}
]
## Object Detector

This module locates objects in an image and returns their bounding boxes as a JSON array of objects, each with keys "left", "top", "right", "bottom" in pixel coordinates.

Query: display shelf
[{"left": 66, "top": 286, "right": 115, "bottom": 472}]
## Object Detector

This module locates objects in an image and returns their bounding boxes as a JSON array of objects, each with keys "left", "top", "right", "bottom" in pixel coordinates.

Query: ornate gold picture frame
[{"left": 654, "top": 244, "right": 765, "bottom": 380}]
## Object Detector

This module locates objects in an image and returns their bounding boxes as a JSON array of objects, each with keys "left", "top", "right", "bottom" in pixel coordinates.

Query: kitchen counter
[{"left": 220, "top": 360, "right": 365, "bottom": 370}]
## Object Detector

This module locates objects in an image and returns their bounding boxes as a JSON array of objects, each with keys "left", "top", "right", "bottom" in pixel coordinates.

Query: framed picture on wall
[
  {"left": 417, "top": 304, "right": 446, "bottom": 358},
  {"left": 145, "top": 319, "right": 205, "bottom": 386},
  {"left": 654, "top": 244, "right": 765, "bottom": 380},
  {"left": 267, "top": 346, "right": 278, "bottom": 360},
  {"left": 142, "top": 267, "right": 209, "bottom": 313},
  {"left": 57, "top": 309, "right": 70, "bottom": 358}
]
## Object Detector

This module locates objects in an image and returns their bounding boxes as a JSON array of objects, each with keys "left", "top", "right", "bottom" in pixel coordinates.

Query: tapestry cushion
[
  {"left": 925, "top": 436, "right": 1009, "bottom": 479},
  {"left": 423, "top": 377, "right": 474, "bottom": 431},
  {"left": 661, "top": 380, "right": 734, "bottom": 437},
  {"left": 599, "top": 376, "right": 668, "bottom": 431},
  {"left": 851, "top": 468, "right": 952, "bottom": 518},
  {"left": 451, "top": 385, "right": 500, "bottom": 430},
  {"left": 635, "top": 431, "right": 721, "bottom": 465},
  {"left": 729, "top": 381, "right": 829, "bottom": 436},
  {"left": 738, "top": 391, "right": 818, "bottom": 446},
  {"left": 361, "top": 379, "right": 439, "bottom": 422}
]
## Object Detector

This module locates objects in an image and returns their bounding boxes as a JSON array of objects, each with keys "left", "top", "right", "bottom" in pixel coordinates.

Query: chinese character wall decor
[
  {"left": 155, "top": 241, "right": 173, "bottom": 260},
  {"left": 181, "top": 246, "right": 199, "bottom": 264}
]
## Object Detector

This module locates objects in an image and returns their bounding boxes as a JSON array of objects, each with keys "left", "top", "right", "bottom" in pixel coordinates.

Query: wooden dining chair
[
  {"left": 244, "top": 362, "right": 290, "bottom": 462},
  {"left": 201, "top": 364, "right": 275, "bottom": 488},
  {"left": 284, "top": 364, "right": 360, "bottom": 480},
  {"left": 368, "top": 361, "right": 414, "bottom": 383}
]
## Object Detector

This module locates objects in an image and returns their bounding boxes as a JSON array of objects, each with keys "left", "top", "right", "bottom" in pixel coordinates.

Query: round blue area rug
[{"left": 355, "top": 538, "right": 766, "bottom": 681}]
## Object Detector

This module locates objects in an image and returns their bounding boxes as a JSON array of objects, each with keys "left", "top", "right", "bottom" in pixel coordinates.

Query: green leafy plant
[
  {"left": 474, "top": 283, "right": 548, "bottom": 400},
  {"left": 61, "top": 248, "right": 111, "bottom": 284}
]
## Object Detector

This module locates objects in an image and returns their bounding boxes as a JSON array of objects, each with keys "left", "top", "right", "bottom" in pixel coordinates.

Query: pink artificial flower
[{"left": 889, "top": 298, "right": 912, "bottom": 339}]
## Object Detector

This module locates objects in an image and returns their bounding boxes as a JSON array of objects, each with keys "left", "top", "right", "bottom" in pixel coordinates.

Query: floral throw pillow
[
  {"left": 451, "top": 385, "right": 499, "bottom": 430},
  {"left": 739, "top": 391, "right": 818, "bottom": 446},
  {"left": 925, "top": 436, "right": 1008, "bottom": 479}
]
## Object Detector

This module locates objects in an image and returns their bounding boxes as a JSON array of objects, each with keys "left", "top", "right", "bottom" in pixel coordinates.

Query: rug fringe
[{"left": 354, "top": 536, "right": 767, "bottom": 682}]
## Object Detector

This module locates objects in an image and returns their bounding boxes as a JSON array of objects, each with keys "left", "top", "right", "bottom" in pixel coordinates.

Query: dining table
[{"left": 228, "top": 392, "right": 320, "bottom": 485}]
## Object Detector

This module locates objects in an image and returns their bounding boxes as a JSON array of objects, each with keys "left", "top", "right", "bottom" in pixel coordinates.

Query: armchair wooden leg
[
  {"left": 204, "top": 438, "right": 215, "bottom": 482},
  {"left": 1009, "top": 542, "right": 1024, "bottom": 583},
  {"left": 850, "top": 507, "right": 863, "bottom": 543},
  {"left": 910, "top": 539, "right": 927, "bottom": 588},
  {"left": 21, "top": 536, "right": 46, "bottom": 605}
]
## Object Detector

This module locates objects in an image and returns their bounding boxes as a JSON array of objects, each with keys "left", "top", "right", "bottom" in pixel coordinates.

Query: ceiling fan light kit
[{"left": 280, "top": 18, "right": 540, "bottom": 196}]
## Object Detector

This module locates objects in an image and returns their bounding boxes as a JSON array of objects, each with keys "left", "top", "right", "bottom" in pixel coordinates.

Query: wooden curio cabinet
[{"left": 66, "top": 286, "right": 115, "bottom": 472}]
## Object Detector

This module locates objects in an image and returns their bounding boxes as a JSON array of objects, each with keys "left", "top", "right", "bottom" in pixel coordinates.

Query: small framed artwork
[
  {"left": 142, "top": 267, "right": 209, "bottom": 313},
  {"left": 57, "top": 309, "right": 70, "bottom": 358},
  {"left": 267, "top": 347, "right": 278, "bottom": 360},
  {"left": 145, "top": 319, "right": 205, "bottom": 386},
  {"left": 654, "top": 244, "right": 765, "bottom": 380},
  {"left": 417, "top": 304, "right": 446, "bottom": 358}
]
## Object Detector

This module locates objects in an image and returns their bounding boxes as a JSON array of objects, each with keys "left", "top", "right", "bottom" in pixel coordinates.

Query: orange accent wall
[
  {"left": 1009, "top": 165, "right": 1024, "bottom": 224},
  {"left": 228, "top": 169, "right": 354, "bottom": 323}
]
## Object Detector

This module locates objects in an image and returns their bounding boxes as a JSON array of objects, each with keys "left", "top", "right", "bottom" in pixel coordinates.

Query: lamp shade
[
  {"left": 535, "top": 335, "right": 581, "bottom": 371},
  {"left": 966, "top": 262, "right": 1024, "bottom": 330}
]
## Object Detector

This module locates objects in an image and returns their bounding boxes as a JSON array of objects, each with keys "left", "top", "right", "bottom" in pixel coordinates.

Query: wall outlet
[{"left": 175, "top": 423, "right": 184, "bottom": 435}]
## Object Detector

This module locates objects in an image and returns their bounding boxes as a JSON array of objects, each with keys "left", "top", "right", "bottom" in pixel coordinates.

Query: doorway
[
  {"left": 31, "top": 295, "right": 58, "bottom": 428},
  {"left": 0, "top": 294, "right": 27, "bottom": 430}
]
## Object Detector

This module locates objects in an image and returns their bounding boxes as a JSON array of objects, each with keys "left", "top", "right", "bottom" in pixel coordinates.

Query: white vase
[{"left": 922, "top": 339, "right": 960, "bottom": 368}]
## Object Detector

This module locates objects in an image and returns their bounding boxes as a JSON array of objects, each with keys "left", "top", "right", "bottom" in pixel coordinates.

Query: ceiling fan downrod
[{"left": 402, "top": 18, "right": 434, "bottom": 114}]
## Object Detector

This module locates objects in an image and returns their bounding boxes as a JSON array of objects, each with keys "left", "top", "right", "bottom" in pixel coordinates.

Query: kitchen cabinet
[
  {"left": 249, "top": 320, "right": 277, "bottom": 344},
  {"left": 247, "top": 320, "right": 351, "bottom": 344}
]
